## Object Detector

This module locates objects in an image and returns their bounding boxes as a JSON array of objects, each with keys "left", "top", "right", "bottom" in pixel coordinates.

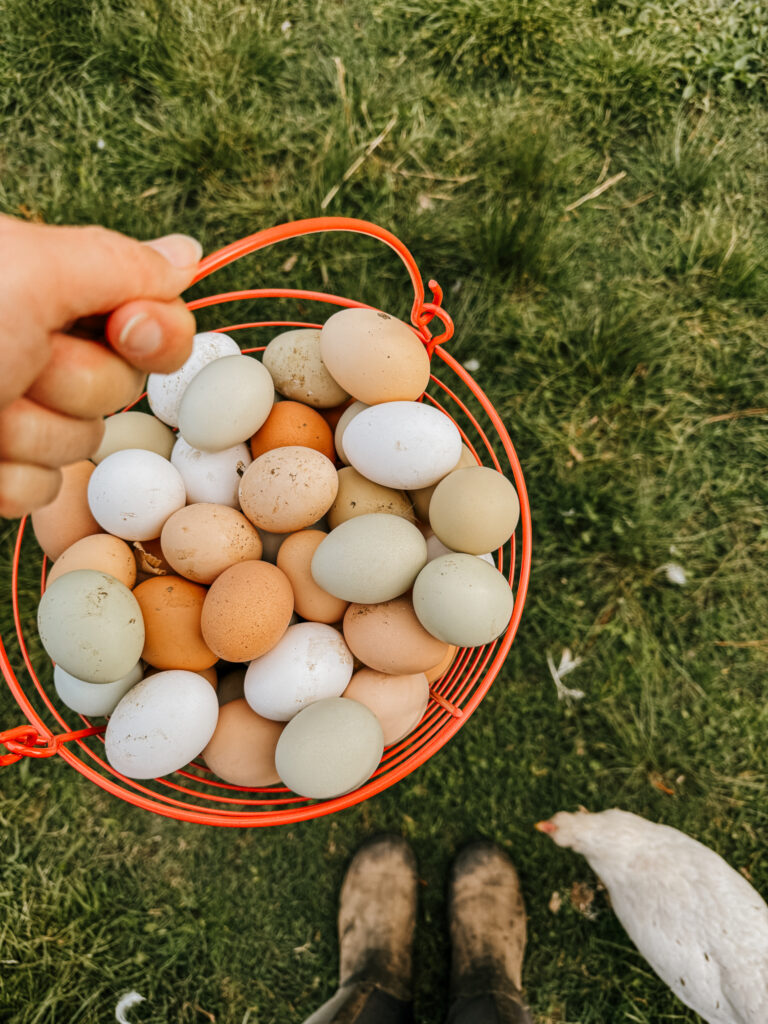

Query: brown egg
[
  {"left": 343, "top": 670, "right": 429, "bottom": 746},
  {"left": 144, "top": 663, "right": 219, "bottom": 691},
  {"left": 31, "top": 460, "right": 102, "bottom": 560},
  {"left": 47, "top": 534, "right": 137, "bottom": 589},
  {"left": 320, "top": 308, "right": 431, "bottom": 404},
  {"left": 276, "top": 530, "right": 349, "bottom": 624},
  {"left": 249, "top": 401, "right": 335, "bottom": 462},
  {"left": 201, "top": 560, "right": 294, "bottom": 662},
  {"left": 238, "top": 447, "right": 338, "bottom": 533},
  {"left": 203, "top": 698, "right": 284, "bottom": 786},
  {"left": 133, "top": 576, "right": 217, "bottom": 671},
  {"left": 160, "top": 503, "right": 263, "bottom": 584},
  {"left": 327, "top": 467, "right": 415, "bottom": 530},
  {"left": 409, "top": 444, "right": 478, "bottom": 523},
  {"left": 343, "top": 595, "right": 450, "bottom": 675},
  {"left": 424, "top": 645, "right": 458, "bottom": 684}
]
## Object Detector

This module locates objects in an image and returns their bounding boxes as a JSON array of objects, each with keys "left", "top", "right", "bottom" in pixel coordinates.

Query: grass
[{"left": 1, "top": 0, "right": 767, "bottom": 1021}]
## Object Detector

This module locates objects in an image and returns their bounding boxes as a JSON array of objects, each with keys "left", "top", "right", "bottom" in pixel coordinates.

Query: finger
[
  {"left": 1, "top": 219, "right": 202, "bottom": 325},
  {"left": 0, "top": 398, "right": 105, "bottom": 468},
  {"left": 0, "top": 462, "right": 62, "bottom": 519},
  {"left": 105, "top": 297, "right": 197, "bottom": 373},
  {"left": 25, "top": 333, "right": 146, "bottom": 419}
]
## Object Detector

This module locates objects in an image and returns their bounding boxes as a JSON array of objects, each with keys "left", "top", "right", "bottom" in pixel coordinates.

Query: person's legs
[
  {"left": 444, "top": 842, "right": 534, "bottom": 1024},
  {"left": 300, "top": 835, "right": 417, "bottom": 1024}
]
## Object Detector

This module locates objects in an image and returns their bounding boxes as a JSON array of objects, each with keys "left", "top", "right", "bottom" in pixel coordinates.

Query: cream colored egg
[
  {"left": 334, "top": 401, "right": 369, "bottom": 465},
  {"left": 320, "top": 308, "right": 430, "bottom": 404},
  {"left": 262, "top": 328, "right": 349, "bottom": 408},
  {"left": 343, "top": 669, "right": 429, "bottom": 746},
  {"left": 93, "top": 411, "right": 175, "bottom": 465},
  {"left": 328, "top": 467, "right": 415, "bottom": 529},
  {"left": 429, "top": 466, "right": 520, "bottom": 555},
  {"left": 409, "top": 443, "right": 478, "bottom": 523},
  {"left": 178, "top": 355, "right": 275, "bottom": 452}
]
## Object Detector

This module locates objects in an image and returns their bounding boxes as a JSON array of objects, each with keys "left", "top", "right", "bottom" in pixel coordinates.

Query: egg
[
  {"left": 424, "top": 645, "right": 458, "bottom": 684},
  {"left": 92, "top": 411, "right": 175, "bottom": 465},
  {"left": 170, "top": 437, "right": 252, "bottom": 508},
  {"left": 262, "top": 328, "right": 349, "bottom": 408},
  {"left": 202, "top": 698, "right": 284, "bottom": 786},
  {"left": 343, "top": 669, "right": 429, "bottom": 746},
  {"left": 201, "top": 560, "right": 294, "bottom": 662},
  {"left": 429, "top": 466, "right": 520, "bottom": 554},
  {"left": 178, "top": 354, "right": 275, "bottom": 452},
  {"left": 147, "top": 331, "right": 241, "bottom": 428},
  {"left": 31, "top": 460, "right": 102, "bottom": 560},
  {"left": 53, "top": 661, "right": 143, "bottom": 717},
  {"left": 274, "top": 696, "right": 384, "bottom": 799},
  {"left": 409, "top": 443, "right": 478, "bottom": 523},
  {"left": 238, "top": 447, "right": 338, "bottom": 533},
  {"left": 276, "top": 530, "right": 349, "bottom": 624},
  {"left": 244, "top": 622, "right": 354, "bottom": 721},
  {"left": 320, "top": 308, "right": 430, "bottom": 404},
  {"left": 104, "top": 670, "right": 219, "bottom": 779},
  {"left": 37, "top": 570, "right": 145, "bottom": 683},
  {"left": 327, "top": 467, "right": 415, "bottom": 530},
  {"left": 311, "top": 514, "right": 427, "bottom": 604},
  {"left": 47, "top": 534, "right": 137, "bottom": 589},
  {"left": 412, "top": 554, "right": 514, "bottom": 647},
  {"left": 343, "top": 402, "right": 463, "bottom": 489},
  {"left": 133, "top": 576, "right": 217, "bottom": 671},
  {"left": 249, "top": 400, "right": 335, "bottom": 461},
  {"left": 160, "top": 503, "right": 263, "bottom": 584},
  {"left": 342, "top": 596, "right": 450, "bottom": 674},
  {"left": 87, "top": 450, "right": 186, "bottom": 542},
  {"left": 334, "top": 401, "right": 369, "bottom": 465}
]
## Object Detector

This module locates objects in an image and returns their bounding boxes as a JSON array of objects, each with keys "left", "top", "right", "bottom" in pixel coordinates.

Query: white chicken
[{"left": 536, "top": 808, "right": 768, "bottom": 1024}]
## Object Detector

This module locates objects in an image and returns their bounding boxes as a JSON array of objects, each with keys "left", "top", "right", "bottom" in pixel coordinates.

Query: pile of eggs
[{"left": 32, "top": 308, "right": 520, "bottom": 801}]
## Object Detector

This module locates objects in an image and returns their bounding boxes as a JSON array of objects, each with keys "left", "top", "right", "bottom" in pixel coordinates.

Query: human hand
[{"left": 0, "top": 216, "right": 202, "bottom": 517}]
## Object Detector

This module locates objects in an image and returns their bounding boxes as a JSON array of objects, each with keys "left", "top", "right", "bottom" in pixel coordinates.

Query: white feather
[{"left": 115, "top": 991, "right": 145, "bottom": 1023}]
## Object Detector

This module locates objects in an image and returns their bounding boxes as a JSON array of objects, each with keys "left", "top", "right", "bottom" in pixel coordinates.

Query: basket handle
[{"left": 190, "top": 216, "right": 454, "bottom": 355}]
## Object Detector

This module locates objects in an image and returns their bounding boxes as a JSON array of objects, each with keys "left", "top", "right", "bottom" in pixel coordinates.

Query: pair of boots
[{"left": 303, "top": 836, "right": 533, "bottom": 1024}]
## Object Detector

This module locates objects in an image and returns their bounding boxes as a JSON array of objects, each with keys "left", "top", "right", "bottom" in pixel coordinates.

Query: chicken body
[{"left": 539, "top": 809, "right": 768, "bottom": 1024}]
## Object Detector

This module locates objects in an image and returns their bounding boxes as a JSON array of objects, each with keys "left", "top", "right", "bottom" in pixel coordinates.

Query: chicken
[{"left": 536, "top": 809, "right": 768, "bottom": 1024}]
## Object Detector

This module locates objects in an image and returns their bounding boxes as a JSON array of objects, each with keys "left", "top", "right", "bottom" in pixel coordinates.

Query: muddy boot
[
  {"left": 445, "top": 841, "right": 533, "bottom": 1024},
  {"left": 302, "top": 835, "right": 417, "bottom": 1024}
]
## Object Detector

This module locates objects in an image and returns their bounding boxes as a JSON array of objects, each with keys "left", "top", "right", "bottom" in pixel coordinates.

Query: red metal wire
[{"left": 0, "top": 216, "right": 531, "bottom": 827}]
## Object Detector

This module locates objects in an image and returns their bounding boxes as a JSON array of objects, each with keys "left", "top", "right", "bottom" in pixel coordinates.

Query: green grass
[{"left": 1, "top": 1, "right": 767, "bottom": 1021}]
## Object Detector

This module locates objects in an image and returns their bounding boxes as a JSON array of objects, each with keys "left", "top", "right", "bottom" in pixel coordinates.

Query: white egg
[
  {"left": 105, "top": 670, "right": 219, "bottom": 779},
  {"left": 244, "top": 622, "right": 354, "bottom": 721},
  {"left": 343, "top": 402, "right": 463, "bottom": 489},
  {"left": 87, "top": 449, "right": 186, "bottom": 541},
  {"left": 147, "top": 331, "right": 241, "bottom": 427},
  {"left": 171, "top": 437, "right": 252, "bottom": 508},
  {"left": 54, "top": 662, "right": 143, "bottom": 717},
  {"left": 178, "top": 354, "right": 275, "bottom": 452}
]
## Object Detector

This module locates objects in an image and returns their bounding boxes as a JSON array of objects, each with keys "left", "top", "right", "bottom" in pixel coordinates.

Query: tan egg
[
  {"left": 424, "top": 645, "right": 458, "bottom": 684},
  {"left": 31, "top": 460, "right": 102, "bottom": 560},
  {"left": 133, "top": 576, "right": 217, "bottom": 671},
  {"left": 276, "top": 530, "right": 349, "bottom": 624},
  {"left": 239, "top": 447, "right": 338, "bottom": 533},
  {"left": 47, "top": 534, "right": 137, "bottom": 589},
  {"left": 201, "top": 560, "right": 294, "bottom": 662},
  {"left": 334, "top": 401, "right": 369, "bottom": 465},
  {"left": 144, "top": 663, "right": 218, "bottom": 691},
  {"left": 202, "top": 698, "right": 284, "bottom": 786},
  {"left": 343, "top": 670, "right": 429, "bottom": 746},
  {"left": 161, "top": 503, "right": 263, "bottom": 584},
  {"left": 249, "top": 401, "right": 335, "bottom": 461},
  {"left": 320, "top": 308, "right": 430, "bottom": 404},
  {"left": 93, "top": 411, "right": 175, "bottom": 464},
  {"left": 343, "top": 595, "right": 450, "bottom": 675},
  {"left": 409, "top": 444, "right": 478, "bottom": 523},
  {"left": 262, "top": 328, "right": 349, "bottom": 408},
  {"left": 327, "top": 467, "right": 415, "bottom": 530},
  {"left": 429, "top": 466, "right": 520, "bottom": 554}
]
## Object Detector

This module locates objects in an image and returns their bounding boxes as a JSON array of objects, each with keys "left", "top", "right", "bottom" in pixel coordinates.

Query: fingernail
[
  {"left": 144, "top": 233, "right": 203, "bottom": 268},
  {"left": 119, "top": 312, "right": 164, "bottom": 358}
]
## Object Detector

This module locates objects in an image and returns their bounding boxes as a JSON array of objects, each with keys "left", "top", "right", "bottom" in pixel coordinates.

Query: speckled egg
[{"left": 239, "top": 447, "right": 338, "bottom": 533}]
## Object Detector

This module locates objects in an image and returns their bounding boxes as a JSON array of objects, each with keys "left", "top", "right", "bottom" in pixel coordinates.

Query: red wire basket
[{"left": 0, "top": 217, "right": 532, "bottom": 827}]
